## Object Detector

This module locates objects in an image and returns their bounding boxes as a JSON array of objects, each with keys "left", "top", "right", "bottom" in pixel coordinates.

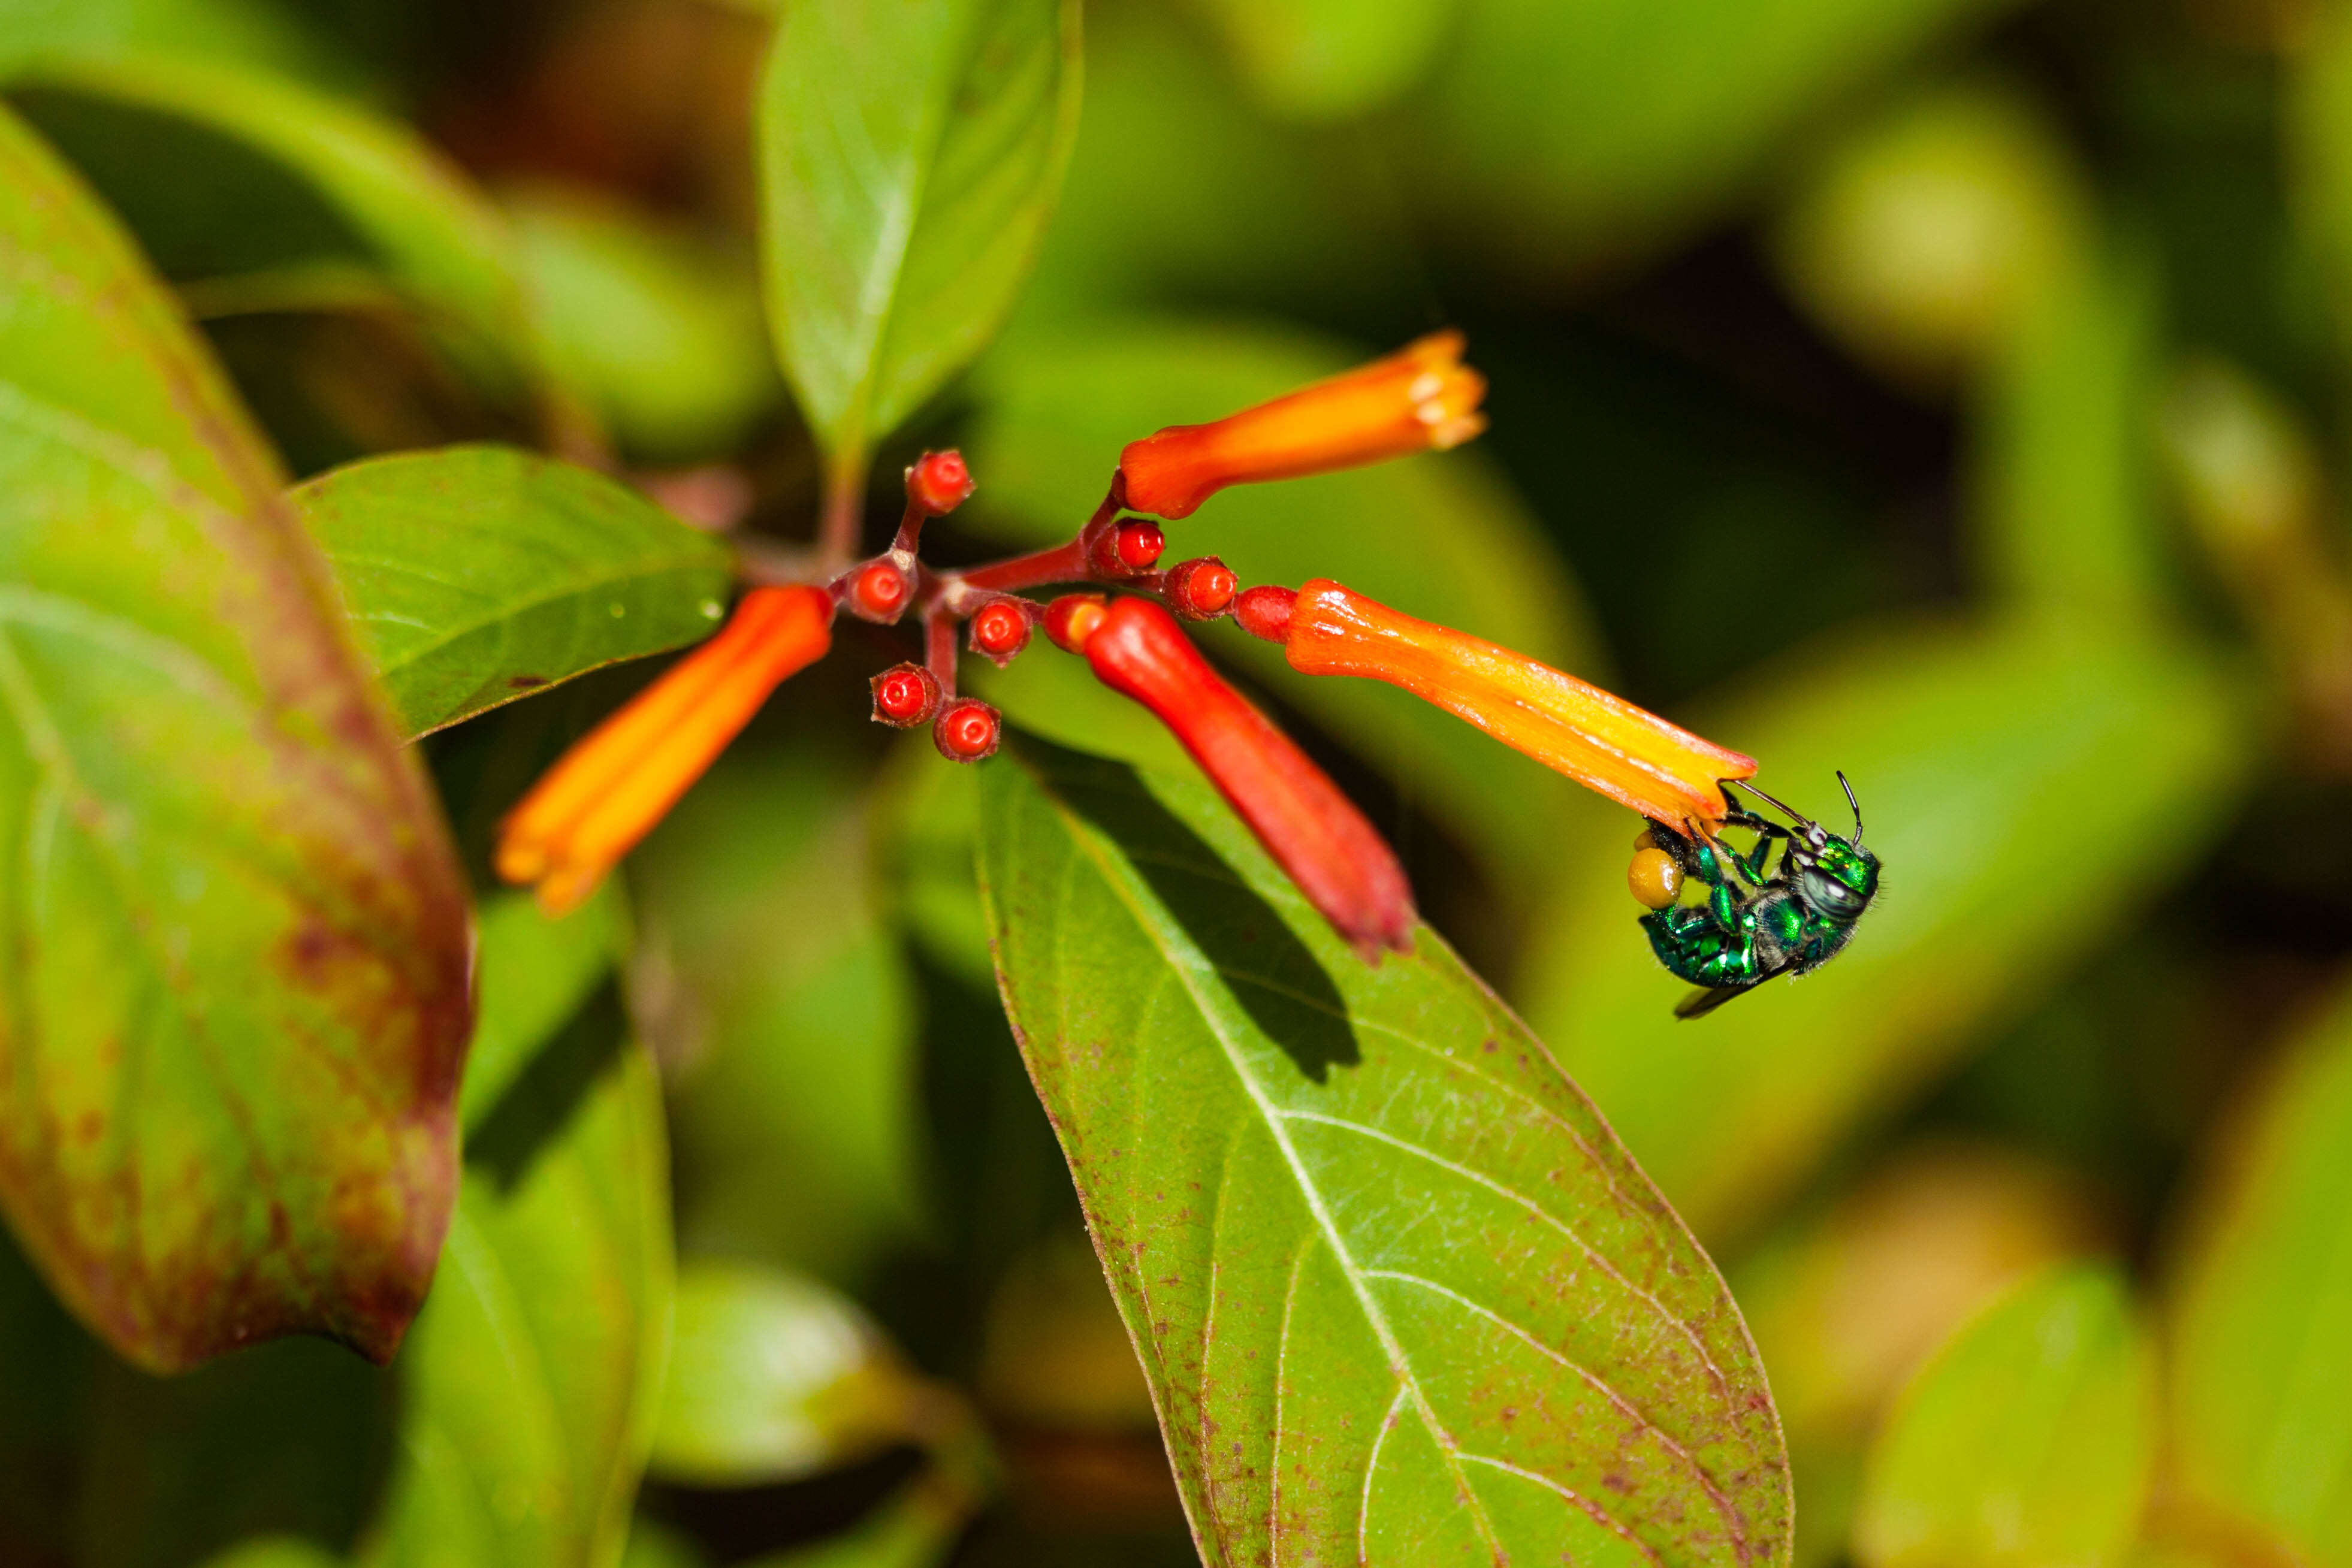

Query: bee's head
[
  {"left": 1738, "top": 771, "right": 1879, "bottom": 924},
  {"left": 1794, "top": 836, "right": 1878, "bottom": 922}
]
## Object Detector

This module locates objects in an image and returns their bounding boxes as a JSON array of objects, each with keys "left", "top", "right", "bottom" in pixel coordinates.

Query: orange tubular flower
[
  {"left": 1082, "top": 599, "right": 1416, "bottom": 962},
  {"left": 1282, "top": 580, "right": 1758, "bottom": 830},
  {"left": 1117, "top": 331, "right": 1488, "bottom": 520},
  {"left": 497, "top": 585, "right": 834, "bottom": 914}
]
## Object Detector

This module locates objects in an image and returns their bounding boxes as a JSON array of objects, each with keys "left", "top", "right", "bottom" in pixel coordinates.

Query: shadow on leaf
[
  {"left": 467, "top": 979, "right": 630, "bottom": 1192},
  {"left": 1010, "top": 733, "right": 1360, "bottom": 1084}
]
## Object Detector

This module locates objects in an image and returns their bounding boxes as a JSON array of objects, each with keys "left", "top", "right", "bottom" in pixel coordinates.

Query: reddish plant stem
[
  {"left": 891, "top": 494, "right": 929, "bottom": 557},
  {"left": 925, "top": 609, "right": 961, "bottom": 694},
  {"left": 818, "top": 461, "right": 865, "bottom": 572}
]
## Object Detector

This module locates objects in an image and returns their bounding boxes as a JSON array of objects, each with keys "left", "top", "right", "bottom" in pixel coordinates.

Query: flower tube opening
[
  {"left": 1117, "top": 331, "right": 1488, "bottom": 520},
  {"left": 1083, "top": 598, "right": 1416, "bottom": 961},
  {"left": 497, "top": 584, "right": 834, "bottom": 913},
  {"left": 1281, "top": 580, "right": 1757, "bottom": 830}
]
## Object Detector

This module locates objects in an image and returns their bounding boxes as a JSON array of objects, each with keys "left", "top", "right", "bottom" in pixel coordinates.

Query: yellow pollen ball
[{"left": 1629, "top": 846, "right": 1682, "bottom": 910}]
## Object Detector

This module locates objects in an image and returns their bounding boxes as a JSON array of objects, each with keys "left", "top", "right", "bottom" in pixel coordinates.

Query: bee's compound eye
[
  {"left": 1800, "top": 866, "right": 1865, "bottom": 917},
  {"left": 1629, "top": 847, "right": 1682, "bottom": 910}
]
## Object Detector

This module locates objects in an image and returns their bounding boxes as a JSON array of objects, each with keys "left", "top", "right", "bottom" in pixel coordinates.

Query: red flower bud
[
  {"left": 1282, "top": 580, "right": 1757, "bottom": 828},
  {"left": 498, "top": 585, "right": 834, "bottom": 913},
  {"left": 934, "top": 698, "right": 1002, "bottom": 762},
  {"left": 908, "top": 449, "right": 976, "bottom": 515},
  {"left": 1164, "top": 556, "right": 1238, "bottom": 620},
  {"left": 870, "top": 661, "right": 941, "bottom": 727},
  {"left": 1118, "top": 331, "right": 1487, "bottom": 519},
  {"left": 1090, "top": 518, "right": 1166, "bottom": 576},
  {"left": 1084, "top": 599, "right": 1415, "bottom": 961},
  {"left": 849, "top": 561, "right": 910, "bottom": 622},
  {"left": 970, "top": 600, "right": 1032, "bottom": 664},
  {"left": 1044, "top": 593, "right": 1108, "bottom": 654},
  {"left": 1235, "top": 585, "right": 1297, "bottom": 643}
]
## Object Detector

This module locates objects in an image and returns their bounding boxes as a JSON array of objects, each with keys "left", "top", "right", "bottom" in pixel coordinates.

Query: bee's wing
[
  {"left": 1674, "top": 960, "right": 1795, "bottom": 1020},
  {"left": 1674, "top": 984, "right": 1750, "bottom": 1020}
]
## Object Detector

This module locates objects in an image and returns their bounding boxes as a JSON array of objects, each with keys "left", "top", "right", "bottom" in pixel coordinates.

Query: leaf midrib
[
  {"left": 1028, "top": 767, "right": 1766, "bottom": 1563},
  {"left": 1045, "top": 786, "right": 1513, "bottom": 1563}
]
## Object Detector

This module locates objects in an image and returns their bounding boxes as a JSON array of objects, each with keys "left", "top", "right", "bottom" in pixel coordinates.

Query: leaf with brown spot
[
  {"left": 976, "top": 732, "right": 1791, "bottom": 1567},
  {"left": 0, "top": 103, "right": 472, "bottom": 1373}
]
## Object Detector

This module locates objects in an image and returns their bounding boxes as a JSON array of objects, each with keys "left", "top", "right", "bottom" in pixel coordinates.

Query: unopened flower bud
[
  {"left": 849, "top": 561, "right": 910, "bottom": 623},
  {"left": 1084, "top": 599, "right": 1415, "bottom": 961},
  {"left": 970, "top": 600, "right": 1032, "bottom": 664},
  {"left": 1282, "top": 579, "right": 1756, "bottom": 829},
  {"left": 1091, "top": 518, "right": 1166, "bottom": 576},
  {"left": 1118, "top": 331, "right": 1487, "bottom": 520},
  {"left": 498, "top": 586, "right": 834, "bottom": 913},
  {"left": 1164, "top": 557, "right": 1238, "bottom": 620},
  {"left": 870, "top": 662, "right": 941, "bottom": 727},
  {"left": 1044, "top": 594, "right": 1108, "bottom": 654},
  {"left": 934, "top": 698, "right": 1002, "bottom": 762},
  {"left": 1234, "top": 585, "right": 1296, "bottom": 643},
  {"left": 907, "top": 449, "right": 976, "bottom": 515}
]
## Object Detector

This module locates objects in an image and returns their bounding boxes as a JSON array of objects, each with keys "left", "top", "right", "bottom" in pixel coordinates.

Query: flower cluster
[{"left": 497, "top": 333, "right": 1755, "bottom": 957}]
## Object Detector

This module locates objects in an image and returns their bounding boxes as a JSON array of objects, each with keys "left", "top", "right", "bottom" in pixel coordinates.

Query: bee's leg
[{"left": 1644, "top": 818, "right": 1713, "bottom": 880}]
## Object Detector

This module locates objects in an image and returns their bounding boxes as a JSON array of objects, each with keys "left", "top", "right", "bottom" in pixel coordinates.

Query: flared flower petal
[
  {"left": 496, "top": 585, "right": 834, "bottom": 913},
  {"left": 1281, "top": 580, "right": 1757, "bottom": 829},
  {"left": 1082, "top": 598, "right": 1416, "bottom": 960},
  {"left": 1117, "top": 331, "right": 1487, "bottom": 520}
]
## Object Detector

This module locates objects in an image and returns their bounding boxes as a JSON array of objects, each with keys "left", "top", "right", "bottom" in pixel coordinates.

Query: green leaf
[
  {"left": 2167, "top": 977, "right": 2352, "bottom": 1564},
  {"left": 1405, "top": 0, "right": 2024, "bottom": 279},
  {"left": 0, "top": 101, "right": 472, "bottom": 1371},
  {"left": 635, "top": 743, "right": 927, "bottom": 1286},
  {"left": 650, "top": 1259, "right": 926, "bottom": 1487},
  {"left": 0, "top": 0, "right": 346, "bottom": 85},
  {"left": 361, "top": 1017, "right": 674, "bottom": 1568},
  {"left": 757, "top": 0, "right": 1082, "bottom": 482},
  {"left": 976, "top": 731, "right": 1790, "bottom": 1567},
  {"left": 4, "top": 55, "right": 543, "bottom": 403},
  {"left": 1974, "top": 252, "right": 2167, "bottom": 626},
  {"left": 289, "top": 445, "right": 733, "bottom": 738},
  {"left": 463, "top": 883, "right": 630, "bottom": 1134},
  {"left": 1012, "top": 4, "right": 1420, "bottom": 324},
  {"left": 1192, "top": 0, "right": 1457, "bottom": 122},
  {"left": 2291, "top": 4, "right": 2352, "bottom": 365},
  {"left": 1517, "top": 621, "right": 2248, "bottom": 1240},
  {"left": 1853, "top": 1265, "right": 2156, "bottom": 1568},
  {"left": 1771, "top": 81, "right": 2093, "bottom": 388},
  {"left": 509, "top": 186, "right": 784, "bottom": 463},
  {"left": 965, "top": 318, "right": 1602, "bottom": 902}
]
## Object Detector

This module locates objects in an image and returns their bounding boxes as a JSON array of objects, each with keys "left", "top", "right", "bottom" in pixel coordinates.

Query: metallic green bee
[{"left": 1635, "top": 774, "right": 1881, "bottom": 1019}]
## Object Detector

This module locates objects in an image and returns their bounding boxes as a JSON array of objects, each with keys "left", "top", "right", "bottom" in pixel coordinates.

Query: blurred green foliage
[{"left": 2, "top": 0, "right": 2351, "bottom": 1565}]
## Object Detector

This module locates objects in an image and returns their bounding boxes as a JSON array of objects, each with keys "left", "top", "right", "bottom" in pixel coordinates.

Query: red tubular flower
[
  {"left": 1234, "top": 585, "right": 1296, "bottom": 642},
  {"left": 497, "top": 585, "right": 833, "bottom": 913},
  {"left": 1083, "top": 599, "right": 1415, "bottom": 961},
  {"left": 1281, "top": 579, "right": 1758, "bottom": 829},
  {"left": 1117, "top": 331, "right": 1488, "bottom": 520}
]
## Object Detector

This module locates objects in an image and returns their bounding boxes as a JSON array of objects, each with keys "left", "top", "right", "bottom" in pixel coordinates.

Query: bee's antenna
[
  {"left": 1728, "top": 778, "right": 1808, "bottom": 826},
  {"left": 1838, "top": 770, "right": 1863, "bottom": 846}
]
